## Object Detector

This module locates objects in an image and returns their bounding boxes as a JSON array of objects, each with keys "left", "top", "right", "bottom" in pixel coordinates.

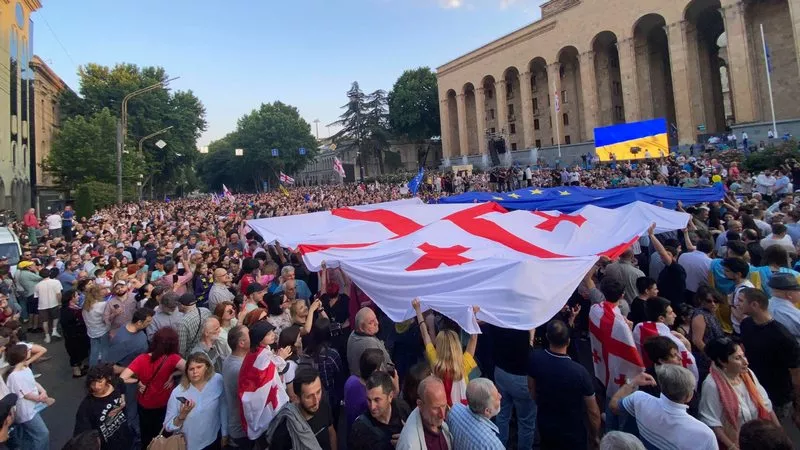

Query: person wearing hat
[
  {"left": 13, "top": 261, "right": 42, "bottom": 333},
  {"left": 103, "top": 280, "right": 138, "bottom": 340},
  {"left": 767, "top": 272, "right": 800, "bottom": 346},
  {"left": 0, "top": 393, "right": 17, "bottom": 449},
  {"left": 177, "top": 293, "right": 212, "bottom": 357}
]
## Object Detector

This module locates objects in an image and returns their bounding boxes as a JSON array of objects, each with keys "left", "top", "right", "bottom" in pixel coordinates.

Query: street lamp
[
  {"left": 138, "top": 126, "right": 174, "bottom": 200},
  {"left": 116, "top": 76, "right": 179, "bottom": 205}
]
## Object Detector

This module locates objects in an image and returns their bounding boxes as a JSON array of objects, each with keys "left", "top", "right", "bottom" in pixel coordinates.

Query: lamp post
[
  {"left": 116, "top": 76, "right": 179, "bottom": 205},
  {"left": 138, "top": 126, "right": 174, "bottom": 200},
  {"left": 313, "top": 119, "right": 320, "bottom": 139}
]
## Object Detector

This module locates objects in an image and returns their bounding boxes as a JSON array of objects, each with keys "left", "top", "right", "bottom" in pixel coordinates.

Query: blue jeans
[
  {"left": 89, "top": 334, "right": 109, "bottom": 367},
  {"left": 17, "top": 413, "right": 49, "bottom": 450},
  {"left": 495, "top": 366, "right": 536, "bottom": 450}
]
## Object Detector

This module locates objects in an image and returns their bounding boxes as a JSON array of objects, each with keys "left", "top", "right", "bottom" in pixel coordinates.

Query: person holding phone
[{"left": 164, "top": 352, "right": 228, "bottom": 449}]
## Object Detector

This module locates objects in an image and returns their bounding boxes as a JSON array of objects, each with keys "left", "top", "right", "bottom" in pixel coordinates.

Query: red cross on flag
[
  {"left": 590, "top": 302, "right": 644, "bottom": 398},
  {"left": 247, "top": 199, "right": 690, "bottom": 333},
  {"left": 238, "top": 347, "right": 290, "bottom": 439},
  {"left": 633, "top": 321, "right": 698, "bottom": 383}
]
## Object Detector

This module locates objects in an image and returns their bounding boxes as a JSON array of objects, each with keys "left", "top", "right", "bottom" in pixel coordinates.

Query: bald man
[
  {"left": 347, "top": 307, "right": 392, "bottom": 377},
  {"left": 396, "top": 376, "right": 453, "bottom": 450},
  {"left": 208, "top": 267, "right": 235, "bottom": 311}
]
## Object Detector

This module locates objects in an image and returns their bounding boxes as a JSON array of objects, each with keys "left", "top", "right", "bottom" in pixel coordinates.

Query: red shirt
[{"left": 127, "top": 353, "right": 182, "bottom": 409}]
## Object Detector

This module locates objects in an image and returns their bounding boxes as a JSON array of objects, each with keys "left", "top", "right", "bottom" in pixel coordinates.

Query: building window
[
  {"left": 614, "top": 106, "right": 624, "bottom": 121},
  {"left": 508, "top": 104, "right": 514, "bottom": 116},
  {"left": 532, "top": 75, "right": 537, "bottom": 86},
  {"left": 535, "top": 139, "right": 541, "bottom": 148},
  {"left": 559, "top": 66, "right": 566, "bottom": 78},
  {"left": 565, "top": 135, "right": 571, "bottom": 144},
  {"left": 486, "top": 89, "right": 493, "bottom": 99},
  {"left": 507, "top": 83, "right": 513, "bottom": 95},
  {"left": 511, "top": 143, "right": 517, "bottom": 151},
  {"left": 551, "top": 137, "right": 554, "bottom": 145},
  {"left": 533, "top": 98, "right": 539, "bottom": 114},
  {"left": 612, "top": 81, "right": 621, "bottom": 96},
  {"left": 510, "top": 124, "right": 516, "bottom": 134},
  {"left": 611, "top": 55, "right": 619, "bottom": 68},
  {"left": 534, "top": 119, "right": 540, "bottom": 130},
  {"left": 563, "top": 113, "right": 569, "bottom": 126},
  {"left": 489, "top": 109, "right": 495, "bottom": 119},
  {"left": 491, "top": 127, "right": 496, "bottom": 133},
  {"left": 561, "top": 90, "right": 567, "bottom": 104}
]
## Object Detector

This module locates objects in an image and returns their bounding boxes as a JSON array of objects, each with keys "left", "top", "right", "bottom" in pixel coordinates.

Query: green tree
[
  {"left": 43, "top": 108, "right": 143, "bottom": 190},
  {"left": 388, "top": 67, "right": 440, "bottom": 167},
  {"left": 196, "top": 102, "right": 317, "bottom": 192},
  {"left": 330, "top": 82, "right": 392, "bottom": 175},
  {"left": 56, "top": 63, "right": 207, "bottom": 197}
]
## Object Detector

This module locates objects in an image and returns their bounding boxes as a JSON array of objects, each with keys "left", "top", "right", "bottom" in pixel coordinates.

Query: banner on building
[{"left": 593, "top": 118, "right": 669, "bottom": 161}]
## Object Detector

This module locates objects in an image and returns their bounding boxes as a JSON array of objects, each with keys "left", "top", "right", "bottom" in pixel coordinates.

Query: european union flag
[
  {"left": 408, "top": 168, "right": 425, "bottom": 195},
  {"left": 271, "top": 149, "right": 279, "bottom": 157}
]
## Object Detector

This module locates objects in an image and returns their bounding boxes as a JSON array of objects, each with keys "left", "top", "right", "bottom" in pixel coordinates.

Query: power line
[{"left": 36, "top": 10, "right": 78, "bottom": 70}]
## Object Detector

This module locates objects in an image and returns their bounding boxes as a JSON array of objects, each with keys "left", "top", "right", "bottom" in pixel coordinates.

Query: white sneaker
[
  {"left": 51, "top": 330, "right": 62, "bottom": 339},
  {"left": 44, "top": 334, "right": 51, "bottom": 344}
]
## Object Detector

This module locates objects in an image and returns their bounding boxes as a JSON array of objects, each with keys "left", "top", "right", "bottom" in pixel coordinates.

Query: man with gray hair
[
  {"left": 445, "top": 378, "right": 504, "bottom": 449},
  {"left": 273, "top": 265, "right": 312, "bottom": 301},
  {"left": 146, "top": 290, "right": 184, "bottom": 339},
  {"left": 347, "top": 307, "right": 392, "bottom": 376},
  {"left": 610, "top": 365, "right": 717, "bottom": 449},
  {"left": 600, "top": 431, "right": 645, "bottom": 450}
]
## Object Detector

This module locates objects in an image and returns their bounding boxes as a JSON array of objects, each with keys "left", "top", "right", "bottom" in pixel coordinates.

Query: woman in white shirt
[
  {"left": 4, "top": 344, "right": 54, "bottom": 450},
  {"left": 81, "top": 284, "right": 110, "bottom": 367},
  {"left": 164, "top": 352, "right": 228, "bottom": 449},
  {"left": 699, "top": 337, "right": 779, "bottom": 450}
]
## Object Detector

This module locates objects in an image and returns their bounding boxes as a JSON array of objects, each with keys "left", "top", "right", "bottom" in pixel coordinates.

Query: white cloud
[{"left": 440, "top": 0, "right": 464, "bottom": 8}]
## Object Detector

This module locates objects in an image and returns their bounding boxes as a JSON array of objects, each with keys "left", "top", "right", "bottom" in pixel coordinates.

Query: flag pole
[
  {"left": 761, "top": 24, "right": 778, "bottom": 138},
  {"left": 554, "top": 81, "right": 562, "bottom": 159}
]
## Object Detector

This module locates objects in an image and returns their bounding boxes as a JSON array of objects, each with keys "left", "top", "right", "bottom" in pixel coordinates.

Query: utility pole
[
  {"left": 116, "top": 77, "right": 179, "bottom": 205},
  {"left": 313, "top": 119, "right": 320, "bottom": 139}
]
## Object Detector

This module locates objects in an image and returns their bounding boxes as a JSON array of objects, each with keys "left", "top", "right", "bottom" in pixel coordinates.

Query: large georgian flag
[
  {"left": 633, "top": 321, "right": 699, "bottom": 383},
  {"left": 247, "top": 200, "right": 689, "bottom": 333},
  {"left": 590, "top": 302, "right": 644, "bottom": 398},
  {"left": 238, "top": 347, "right": 290, "bottom": 440}
]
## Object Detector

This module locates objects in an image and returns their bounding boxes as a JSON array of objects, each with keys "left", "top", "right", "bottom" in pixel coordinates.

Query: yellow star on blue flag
[
  {"left": 508, "top": 193, "right": 521, "bottom": 199},
  {"left": 559, "top": 190, "right": 571, "bottom": 196},
  {"left": 492, "top": 196, "right": 504, "bottom": 200},
  {"left": 530, "top": 189, "right": 543, "bottom": 195}
]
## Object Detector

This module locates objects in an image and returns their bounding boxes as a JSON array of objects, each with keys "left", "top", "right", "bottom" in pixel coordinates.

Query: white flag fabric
[
  {"left": 248, "top": 200, "right": 689, "bottom": 333},
  {"left": 633, "top": 321, "right": 698, "bottom": 383},
  {"left": 590, "top": 302, "right": 644, "bottom": 398},
  {"left": 279, "top": 172, "right": 295, "bottom": 185},
  {"left": 238, "top": 347, "right": 290, "bottom": 440},
  {"left": 333, "top": 157, "right": 346, "bottom": 177}
]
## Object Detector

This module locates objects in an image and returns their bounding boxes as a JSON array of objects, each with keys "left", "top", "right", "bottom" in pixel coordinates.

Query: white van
[{"left": 0, "top": 227, "right": 21, "bottom": 274}]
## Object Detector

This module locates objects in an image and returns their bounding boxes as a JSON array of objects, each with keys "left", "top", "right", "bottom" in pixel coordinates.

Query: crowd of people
[{"left": 0, "top": 151, "right": 796, "bottom": 450}]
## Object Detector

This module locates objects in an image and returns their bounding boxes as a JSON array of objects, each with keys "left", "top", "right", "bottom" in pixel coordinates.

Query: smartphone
[{"left": 176, "top": 397, "right": 188, "bottom": 404}]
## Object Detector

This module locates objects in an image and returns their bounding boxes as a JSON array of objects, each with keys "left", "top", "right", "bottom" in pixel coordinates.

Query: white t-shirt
[
  {"left": 0, "top": 343, "right": 32, "bottom": 370},
  {"left": 33, "top": 278, "right": 62, "bottom": 310},
  {"left": 7, "top": 367, "right": 40, "bottom": 423},
  {"left": 699, "top": 369, "right": 772, "bottom": 428},
  {"left": 45, "top": 214, "right": 61, "bottom": 230}
]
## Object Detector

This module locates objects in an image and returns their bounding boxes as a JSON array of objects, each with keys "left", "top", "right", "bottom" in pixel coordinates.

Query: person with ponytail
[{"left": 412, "top": 298, "right": 478, "bottom": 406}]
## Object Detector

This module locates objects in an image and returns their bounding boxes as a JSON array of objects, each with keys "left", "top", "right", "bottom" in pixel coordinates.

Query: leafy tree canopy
[{"left": 388, "top": 67, "right": 440, "bottom": 141}]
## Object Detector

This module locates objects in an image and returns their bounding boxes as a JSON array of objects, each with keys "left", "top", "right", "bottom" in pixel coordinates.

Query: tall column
[
  {"left": 579, "top": 51, "right": 598, "bottom": 140},
  {"left": 439, "top": 98, "right": 453, "bottom": 160},
  {"left": 617, "top": 37, "right": 641, "bottom": 123},
  {"left": 547, "top": 62, "right": 563, "bottom": 144},
  {"left": 519, "top": 71, "right": 536, "bottom": 149},
  {"left": 475, "top": 87, "right": 488, "bottom": 155},
  {"left": 666, "top": 21, "right": 696, "bottom": 145},
  {"left": 789, "top": 0, "right": 800, "bottom": 79},
  {"left": 721, "top": 2, "right": 758, "bottom": 123},
  {"left": 456, "top": 93, "right": 469, "bottom": 157},
  {"left": 495, "top": 80, "right": 508, "bottom": 137}
]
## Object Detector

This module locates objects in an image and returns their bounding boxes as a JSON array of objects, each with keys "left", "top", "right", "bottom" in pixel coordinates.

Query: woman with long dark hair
[
  {"left": 119, "top": 327, "right": 186, "bottom": 448},
  {"left": 60, "top": 290, "right": 89, "bottom": 378}
]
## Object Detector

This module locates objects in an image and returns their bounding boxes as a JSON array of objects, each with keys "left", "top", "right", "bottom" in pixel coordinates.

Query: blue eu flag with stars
[{"left": 409, "top": 168, "right": 425, "bottom": 195}]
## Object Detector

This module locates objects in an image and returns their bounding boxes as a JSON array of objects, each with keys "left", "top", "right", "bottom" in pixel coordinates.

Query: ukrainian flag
[{"left": 593, "top": 118, "right": 669, "bottom": 161}]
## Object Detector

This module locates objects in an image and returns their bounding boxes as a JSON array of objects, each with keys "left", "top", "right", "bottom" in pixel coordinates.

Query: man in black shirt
[
  {"left": 268, "top": 366, "right": 336, "bottom": 450},
  {"left": 740, "top": 287, "right": 800, "bottom": 426},
  {"left": 349, "top": 371, "right": 410, "bottom": 450},
  {"left": 0, "top": 394, "right": 16, "bottom": 450},
  {"left": 528, "top": 320, "right": 600, "bottom": 450},
  {"left": 628, "top": 277, "right": 658, "bottom": 326},
  {"left": 486, "top": 322, "right": 536, "bottom": 450}
]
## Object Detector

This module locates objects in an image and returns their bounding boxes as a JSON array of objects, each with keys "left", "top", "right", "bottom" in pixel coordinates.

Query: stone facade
[
  {"left": 30, "top": 55, "right": 67, "bottom": 211},
  {"left": 0, "top": 0, "right": 40, "bottom": 216},
  {"left": 437, "top": 0, "right": 800, "bottom": 164}
]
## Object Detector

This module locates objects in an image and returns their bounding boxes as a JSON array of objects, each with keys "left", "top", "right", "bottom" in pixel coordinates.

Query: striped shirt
[{"left": 445, "top": 403, "right": 504, "bottom": 450}]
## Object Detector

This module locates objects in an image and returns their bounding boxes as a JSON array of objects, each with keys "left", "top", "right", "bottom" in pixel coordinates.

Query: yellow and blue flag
[{"left": 593, "top": 118, "right": 668, "bottom": 161}]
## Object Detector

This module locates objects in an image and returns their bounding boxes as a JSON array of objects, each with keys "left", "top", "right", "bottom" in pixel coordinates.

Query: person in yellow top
[{"left": 412, "top": 298, "right": 478, "bottom": 406}]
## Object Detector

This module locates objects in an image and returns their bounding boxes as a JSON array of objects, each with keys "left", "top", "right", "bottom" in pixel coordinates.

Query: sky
[{"left": 32, "top": 0, "right": 545, "bottom": 146}]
